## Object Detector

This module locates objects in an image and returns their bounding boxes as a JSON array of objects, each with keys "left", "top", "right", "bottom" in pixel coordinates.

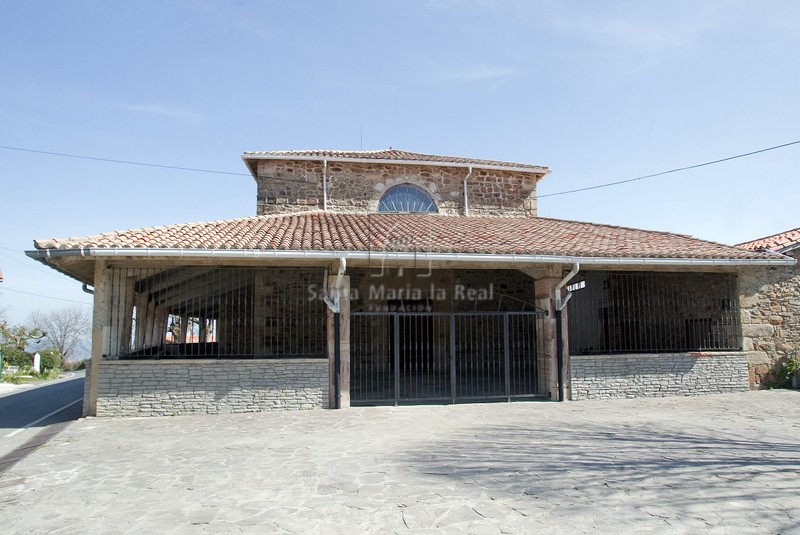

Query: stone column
[
  {"left": 327, "top": 275, "right": 351, "bottom": 409},
  {"left": 534, "top": 277, "right": 570, "bottom": 401},
  {"left": 737, "top": 263, "right": 798, "bottom": 387},
  {"left": 85, "top": 260, "right": 112, "bottom": 417}
]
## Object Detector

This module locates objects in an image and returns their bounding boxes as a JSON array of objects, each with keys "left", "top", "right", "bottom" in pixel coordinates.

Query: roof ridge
[
  {"left": 246, "top": 148, "right": 392, "bottom": 155},
  {"left": 735, "top": 226, "right": 800, "bottom": 249},
  {"left": 241, "top": 148, "right": 549, "bottom": 173}
]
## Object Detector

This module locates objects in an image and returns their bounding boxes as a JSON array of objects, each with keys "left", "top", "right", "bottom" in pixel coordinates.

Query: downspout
[
  {"left": 554, "top": 262, "right": 580, "bottom": 402},
  {"left": 322, "top": 159, "right": 328, "bottom": 211},
  {"left": 463, "top": 166, "right": 472, "bottom": 216},
  {"left": 322, "top": 257, "right": 346, "bottom": 408},
  {"left": 82, "top": 283, "right": 94, "bottom": 295}
]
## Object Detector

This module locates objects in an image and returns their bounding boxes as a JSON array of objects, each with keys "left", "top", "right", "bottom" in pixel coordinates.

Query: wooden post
[
  {"left": 86, "top": 260, "right": 112, "bottom": 417},
  {"left": 327, "top": 275, "right": 351, "bottom": 408},
  {"left": 535, "top": 276, "right": 571, "bottom": 401}
]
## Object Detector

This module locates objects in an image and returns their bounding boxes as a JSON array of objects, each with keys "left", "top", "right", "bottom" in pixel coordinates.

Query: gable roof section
[
  {"left": 242, "top": 148, "right": 550, "bottom": 176},
  {"left": 33, "top": 212, "right": 785, "bottom": 263},
  {"left": 736, "top": 227, "right": 800, "bottom": 254}
]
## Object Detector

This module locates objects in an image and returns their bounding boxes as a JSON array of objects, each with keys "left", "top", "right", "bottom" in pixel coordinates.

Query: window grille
[
  {"left": 107, "top": 267, "right": 326, "bottom": 359},
  {"left": 378, "top": 183, "right": 438, "bottom": 213},
  {"left": 567, "top": 271, "right": 741, "bottom": 354}
]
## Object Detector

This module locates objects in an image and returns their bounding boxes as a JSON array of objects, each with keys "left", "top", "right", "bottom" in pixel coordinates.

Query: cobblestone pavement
[{"left": 1, "top": 391, "right": 798, "bottom": 534}]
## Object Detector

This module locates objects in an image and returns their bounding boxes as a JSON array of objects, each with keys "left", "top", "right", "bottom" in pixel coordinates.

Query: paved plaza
[{"left": 1, "top": 390, "right": 798, "bottom": 534}]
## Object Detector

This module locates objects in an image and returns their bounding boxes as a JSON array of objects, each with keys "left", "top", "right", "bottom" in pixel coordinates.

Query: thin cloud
[
  {"left": 117, "top": 103, "right": 208, "bottom": 121},
  {"left": 438, "top": 65, "right": 521, "bottom": 82},
  {"left": 543, "top": 3, "right": 726, "bottom": 49},
  {"left": 0, "top": 110, "right": 58, "bottom": 129}
]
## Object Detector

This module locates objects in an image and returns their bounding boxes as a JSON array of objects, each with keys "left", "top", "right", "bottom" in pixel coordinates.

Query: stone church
[{"left": 28, "top": 149, "right": 794, "bottom": 416}]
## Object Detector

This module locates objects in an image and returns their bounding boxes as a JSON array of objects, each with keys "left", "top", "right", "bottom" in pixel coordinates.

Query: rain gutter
[
  {"left": 25, "top": 248, "right": 797, "bottom": 267},
  {"left": 322, "top": 159, "right": 328, "bottom": 211},
  {"left": 463, "top": 166, "right": 472, "bottom": 216},
  {"left": 322, "top": 257, "right": 346, "bottom": 410},
  {"left": 554, "top": 263, "right": 580, "bottom": 403}
]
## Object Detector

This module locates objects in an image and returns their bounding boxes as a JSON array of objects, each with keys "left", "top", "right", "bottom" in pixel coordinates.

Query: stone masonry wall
[
  {"left": 570, "top": 353, "right": 749, "bottom": 400},
  {"left": 96, "top": 359, "right": 329, "bottom": 417},
  {"left": 255, "top": 160, "right": 540, "bottom": 217},
  {"left": 738, "top": 253, "right": 800, "bottom": 387}
]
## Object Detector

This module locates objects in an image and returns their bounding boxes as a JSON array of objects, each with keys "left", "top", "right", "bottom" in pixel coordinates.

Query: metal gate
[{"left": 350, "top": 311, "right": 545, "bottom": 405}]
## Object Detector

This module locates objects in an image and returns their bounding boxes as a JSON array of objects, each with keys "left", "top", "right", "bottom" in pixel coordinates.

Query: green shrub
[
  {"left": 774, "top": 356, "right": 800, "bottom": 388},
  {"left": 39, "top": 348, "right": 61, "bottom": 373},
  {"left": 2, "top": 347, "right": 32, "bottom": 367}
]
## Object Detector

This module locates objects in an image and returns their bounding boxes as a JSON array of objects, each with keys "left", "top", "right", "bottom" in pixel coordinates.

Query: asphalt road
[{"left": 0, "top": 371, "right": 84, "bottom": 459}]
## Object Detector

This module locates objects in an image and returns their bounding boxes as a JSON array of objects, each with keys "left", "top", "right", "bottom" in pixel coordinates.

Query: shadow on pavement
[{"left": 403, "top": 419, "right": 800, "bottom": 530}]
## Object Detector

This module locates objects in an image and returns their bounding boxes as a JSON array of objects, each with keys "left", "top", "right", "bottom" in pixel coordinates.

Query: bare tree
[{"left": 30, "top": 306, "right": 91, "bottom": 363}]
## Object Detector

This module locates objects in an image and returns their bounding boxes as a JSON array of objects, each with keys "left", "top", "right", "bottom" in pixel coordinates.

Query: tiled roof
[
  {"left": 242, "top": 148, "right": 549, "bottom": 173},
  {"left": 736, "top": 227, "right": 800, "bottom": 253},
  {"left": 34, "top": 212, "right": 780, "bottom": 261}
]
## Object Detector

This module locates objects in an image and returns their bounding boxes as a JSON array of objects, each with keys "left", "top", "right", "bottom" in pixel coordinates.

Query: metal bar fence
[
  {"left": 350, "top": 311, "right": 545, "bottom": 405},
  {"left": 568, "top": 271, "right": 741, "bottom": 355},
  {"left": 106, "top": 266, "right": 326, "bottom": 359}
]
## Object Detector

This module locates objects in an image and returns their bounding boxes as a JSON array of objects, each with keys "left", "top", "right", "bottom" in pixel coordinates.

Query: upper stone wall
[{"left": 254, "top": 160, "right": 540, "bottom": 217}]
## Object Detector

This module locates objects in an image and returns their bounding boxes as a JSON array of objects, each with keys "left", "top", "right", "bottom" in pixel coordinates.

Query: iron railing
[
  {"left": 107, "top": 266, "right": 326, "bottom": 359},
  {"left": 350, "top": 311, "right": 545, "bottom": 404},
  {"left": 567, "top": 271, "right": 741, "bottom": 355}
]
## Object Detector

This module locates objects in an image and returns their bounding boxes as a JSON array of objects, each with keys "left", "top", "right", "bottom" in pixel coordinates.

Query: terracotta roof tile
[
  {"left": 736, "top": 227, "right": 800, "bottom": 253},
  {"left": 34, "top": 212, "right": 780, "bottom": 261},
  {"left": 242, "top": 148, "right": 549, "bottom": 173}
]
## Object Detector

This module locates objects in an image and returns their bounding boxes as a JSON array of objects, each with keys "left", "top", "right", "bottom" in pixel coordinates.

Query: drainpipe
[
  {"left": 463, "top": 166, "right": 472, "bottom": 216},
  {"left": 82, "top": 283, "right": 94, "bottom": 295},
  {"left": 322, "top": 159, "right": 328, "bottom": 211},
  {"left": 323, "top": 257, "right": 346, "bottom": 408},
  {"left": 554, "top": 262, "right": 580, "bottom": 402}
]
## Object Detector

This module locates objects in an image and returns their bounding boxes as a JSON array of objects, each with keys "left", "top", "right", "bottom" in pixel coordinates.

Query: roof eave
[
  {"left": 240, "top": 153, "right": 550, "bottom": 178},
  {"left": 777, "top": 243, "right": 800, "bottom": 254},
  {"left": 26, "top": 247, "right": 796, "bottom": 268}
]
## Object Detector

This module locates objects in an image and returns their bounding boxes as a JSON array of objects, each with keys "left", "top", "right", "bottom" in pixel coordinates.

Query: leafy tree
[
  {"left": 39, "top": 347, "right": 62, "bottom": 373},
  {"left": 0, "top": 320, "right": 46, "bottom": 367},
  {"left": 30, "top": 306, "right": 91, "bottom": 364},
  {"left": 0, "top": 322, "right": 45, "bottom": 351}
]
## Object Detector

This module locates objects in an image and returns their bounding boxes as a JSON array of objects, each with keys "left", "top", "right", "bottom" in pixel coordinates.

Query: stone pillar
[
  {"left": 327, "top": 275, "right": 351, "bottom": 409},
  {"left": 535, "top": 277, "right": 570, "bottom": 401},
  {"left": 85, "top": 260, "right": 112, "bottom": 417},
  {"left": 737, "top": 263, "right": 799, "bottom": 388}
]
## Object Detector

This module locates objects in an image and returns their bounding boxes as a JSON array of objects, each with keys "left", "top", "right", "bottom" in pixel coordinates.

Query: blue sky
[{"left": 1, "top": 0, "right": 799, "bottom": 324}]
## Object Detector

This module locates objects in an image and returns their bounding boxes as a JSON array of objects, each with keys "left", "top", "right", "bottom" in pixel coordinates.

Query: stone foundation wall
[
  {"left": 96, "top": 359, "right": 329, "bottom": 417},
  {"left": 570, "top": 353, "right": 749, "bottom": 400},
  {"left": 738, "top": 253, "right": 800, "bottom": 387},
  {"left": 255, "top": 160, "right": 542, "bottom": 217}
]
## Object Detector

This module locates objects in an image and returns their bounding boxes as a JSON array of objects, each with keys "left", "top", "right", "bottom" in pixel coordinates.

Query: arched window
[{"left": 378, "top": 183, "right": 438, "bottom": 213}]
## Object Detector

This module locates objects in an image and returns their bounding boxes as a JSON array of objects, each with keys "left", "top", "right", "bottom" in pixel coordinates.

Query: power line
[
  {"left": 539, "top": 140, "right": 800, "bottom": 199},
  {"left": 0, "top": 286, "right": 92, "bottom": 305},
  {"left": 3, "top": 139, "right": 799, "bottom": 198},
  {"left": 0, "top": 144, "right": 251, "bottom": 177},
  {"left": 0, "top": 249, "right": 67, "bottom": 280}
]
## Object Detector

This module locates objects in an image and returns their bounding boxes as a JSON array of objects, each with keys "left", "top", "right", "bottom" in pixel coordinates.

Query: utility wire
[
  {"left": 0, "top": 144, "right": 251, "bottom": 177},
  {"left": 0, "top": 286, "right": 92, "bottom": 305},
  {"left": 3, "top": 139, "right": 799, "bottom": 197},
  {"left": 0, "top": 144, "right": 314, "bottom": 184},
  {"left": 0, "top": 251, "right": 65, "bottom": 280},
  {"left": 539, "top": 140, "right": 800, "bottom": 198}
]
